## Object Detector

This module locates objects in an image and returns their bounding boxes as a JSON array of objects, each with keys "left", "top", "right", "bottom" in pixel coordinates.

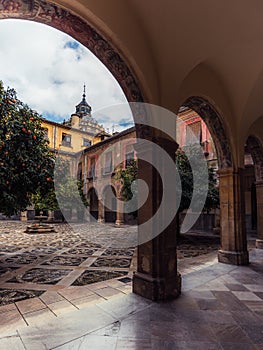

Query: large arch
[
  {"left": 245, "top": 135, "right": 263, "bottom": 181},
  {"left": 87, "top": 187, "right": 98, "bottom": 220},
  {"left": 103, "top": 185, "right": 117, "bottom": 223},
  {"left": 183, "top": 96, "right": 233, "bottom": 169},
  {"left": 0, "top": 0, "right": 144, "bottom": 104},
  {"left": 181, "top": 97, "right": 249, "bottom": 266}
]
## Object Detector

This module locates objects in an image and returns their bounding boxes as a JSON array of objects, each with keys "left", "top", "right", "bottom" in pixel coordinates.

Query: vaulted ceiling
[{"left": 6, "top": 0, "right": 263, "bottom": 165}]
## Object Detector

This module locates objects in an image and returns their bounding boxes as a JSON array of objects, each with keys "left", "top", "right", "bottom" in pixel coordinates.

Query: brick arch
[
  {"left": 0, "top": 0, "right": 144, "bottom": 104},
  {"left": 183, "top": 97, "right": 233, "bottom": 169},
  {"left": 245, "top": 135, "right": 263, "bottom": 180}
]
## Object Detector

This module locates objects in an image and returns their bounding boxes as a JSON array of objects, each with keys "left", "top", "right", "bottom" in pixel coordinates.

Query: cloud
[{"left": 0, "top": 19, "right": 131, "bottom": 130}]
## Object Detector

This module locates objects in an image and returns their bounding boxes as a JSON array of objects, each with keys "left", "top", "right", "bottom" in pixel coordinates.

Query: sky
[{"left": 0, "top": 19, "right": 134, "bottom": 132}]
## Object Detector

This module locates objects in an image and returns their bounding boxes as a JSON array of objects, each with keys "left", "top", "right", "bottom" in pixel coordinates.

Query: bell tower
[{"left": 75, "top": 84, "right": 91, "bottom": 118}]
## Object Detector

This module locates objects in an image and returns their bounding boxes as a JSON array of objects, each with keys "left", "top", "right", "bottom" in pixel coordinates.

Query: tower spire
[{"left": 75, "top": 84, "right": 92, "bottom": 118}]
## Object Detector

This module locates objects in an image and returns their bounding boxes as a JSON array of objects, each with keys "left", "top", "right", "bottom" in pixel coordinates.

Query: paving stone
[
  {"left": 39, "top": 291, "right": 65, "bottom": 305},
  {"left": 23, "top": 308, "right": 56, "bottom": 326},
  {"left": 0, "top": 310, "right": 27, "bottom": 333},
  {"left": 0, "top": 335, "right": 26, "bottom": 350},
  {"left": 72, "top": 294, "right": 104, "bottom": 309},
  {"left": 55, "top": 334, "right": 117, "bottom": 350},
  {"left": 47, "top": 300, "right": 78, "bottom": 316},
  {"left": 232, "top": 291, "right": 262, "bottom": 301},
  {"left": 16, "top": 297, "right": 46, "bottom": 314},
  {"left": 19, "top": 304, "right": 115, "bottom": 350},
  {"left": 58, "top": 286, "right": 95, "bottom": 301},
  {"left": 95, "top": 286, "right": 124, "bottom": 299}
]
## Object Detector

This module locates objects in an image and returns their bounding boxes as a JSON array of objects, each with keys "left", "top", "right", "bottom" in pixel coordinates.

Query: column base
[
  {"left": 98, "top": 219, "right": 105, "bottom": 223},
  {"left": 256, "top": 239, "right": 263, "bottom": 249},
  {"left": 218, "top": 250, "right": 249, "bottom": 265},
  {"left": 115, "top": 220, "right": 124, "bottom": 226},
  {"left": 132, "top": 272, "right": 181, "bottom": 301}
]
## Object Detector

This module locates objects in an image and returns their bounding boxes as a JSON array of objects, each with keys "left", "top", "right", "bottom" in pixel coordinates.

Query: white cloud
[{"left": 0, "top": 19, "right": 131, "bottom": 130}]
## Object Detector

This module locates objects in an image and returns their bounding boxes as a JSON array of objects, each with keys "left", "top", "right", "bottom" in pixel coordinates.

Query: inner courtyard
[{"left": 1, "top": 0, "right": 263, "bottom": 349}]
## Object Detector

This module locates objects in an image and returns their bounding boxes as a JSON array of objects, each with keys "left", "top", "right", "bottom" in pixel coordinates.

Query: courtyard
[
  {"left": 0, "top": 221, "right": 222, "bottom": 308},
  {"left": 0, "top": 222, "right": 262, "bottom": 349}
]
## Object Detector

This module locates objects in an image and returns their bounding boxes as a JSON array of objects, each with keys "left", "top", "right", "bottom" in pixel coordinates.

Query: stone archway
[
  {"left": 246, "top": 135, "right": 263, "bottom": 181},
  {"left": 183, "top": 97, "right": 249, "bottom": 265},
  {"left": 103, "top": 185, "right": 117, "bottom": 223},
  {"left": 184, "top": 97, "right": 233, "bottom": 169},
  {"left": 87, "top": 187, "right": 98, "bottom": 220},
  {"left": 245, "top": 135, "right": 263, "bottom": 248},
  {"left": 0, "top": 0, "right": 143, "bottom": 104}
]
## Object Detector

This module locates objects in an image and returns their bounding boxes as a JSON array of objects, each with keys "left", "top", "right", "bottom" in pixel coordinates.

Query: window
[
  {"left": 77, "top": 162, "right": 82, "bottom": 180},
  {"left": 104, "top": 152, "right": 112, "bottom": 174},
  {"left": 43, "top": 128, "right": 49, "bottom": 140},
  {"left": 88, "top": 157, "right": 96, "bottom": 178},
  {"left": 61, "top": 133, "right": 71, "bottom": 147},
  {"left": 185, "top": 121, "right": 202, "bottom": 145},
  {"left": 83, "top": 138, "right": 91, "bottom": 147}
]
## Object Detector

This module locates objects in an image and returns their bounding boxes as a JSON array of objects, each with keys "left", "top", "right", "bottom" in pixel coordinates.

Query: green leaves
[
  {"left": 0, "top": 81, "right": 54, "bottom": 216},
  {"left": 176, "top": 146, "right": 219, "bottom": 214},
  {"left": 114, "top": 159, "right": 138, "bottom": 201}
]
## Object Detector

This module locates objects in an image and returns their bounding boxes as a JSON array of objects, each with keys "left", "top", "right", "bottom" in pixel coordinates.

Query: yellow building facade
[{"left": 41, "top": 86, "right": 106, "bottom": 159}]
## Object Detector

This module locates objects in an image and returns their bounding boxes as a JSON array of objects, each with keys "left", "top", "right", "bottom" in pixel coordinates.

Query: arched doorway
[
  {"left": 103, "top": 185, "right": 117, "bottom": 223},
  {"left": 88, "top": 187, "right": 98, "bottom": 220},
  {"left": 182, "top": 97, "right": 249, "bottom": 265},
  {"left": 176, "top": 106, "right": 220, "bottom": 260}
]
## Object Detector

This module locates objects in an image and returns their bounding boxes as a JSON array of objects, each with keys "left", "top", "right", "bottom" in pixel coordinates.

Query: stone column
[
  {"left": 20, "top": 211, "right": 27, "bottom": 221},
  {"left": 115, "top": 198, "right": 125, "bottom": 225},
  {"left": 217, "top": 168, "right": 249, "bottom": 265},
  {"left": 85, "top": 205, "right": 91, "bottom": 222},
  {"left": 71, "top": 208, "right": 78, "bottom": 222},
  {"left": 133, "top": 137, "right": 181, "bottom": 301},
  {"left": 255, "top": 180, "right": 263, "bottom": 248},
  {"left": 98, "top": 199, "right": 105, "bottom": 223},
  {"left": 47, "top": 210, "right": 54, "bottom": 222}
]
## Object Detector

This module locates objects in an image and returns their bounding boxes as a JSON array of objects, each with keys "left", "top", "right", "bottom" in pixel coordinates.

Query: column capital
[{"left": 217, "top": 167, "right": 243, "bottom": 176}]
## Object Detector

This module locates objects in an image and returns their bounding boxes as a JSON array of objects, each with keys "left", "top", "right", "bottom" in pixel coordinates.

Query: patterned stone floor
[
  {"left": 0, "top": 221, "right": 138, "bottom": 306},
  {"left": 0, "top": 245, "right": 262, "bottom": 349},
  {"left": 0, "top": 221, "right": 222, "bottom": 307}
]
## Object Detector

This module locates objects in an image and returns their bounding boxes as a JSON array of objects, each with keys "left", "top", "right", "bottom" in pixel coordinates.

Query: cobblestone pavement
[
  {"left": 0, "top": 243, "right": 262, "bottom": 349},
  {"left": 0, "top": 222, "right": 262, "bottom": 349},
  {"left": 0, "top": 221, "right": 249, "bottom": 308},
  {"left": 0, "top": 221, "right": 138, "bottom": 307}
]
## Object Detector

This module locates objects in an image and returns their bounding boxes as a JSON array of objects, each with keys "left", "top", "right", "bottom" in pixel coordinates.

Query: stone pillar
[
  {"left": 115, "top": 198, "right": 125, "bottom": 225},
  {"left": 218, "top": 168, "right": 249, "bottom": 265},
  {"left": 20, "top": 211, "right": 27, "bottom": 221},
  {"left": 98, "top": 199, "right": 105, "bottom": 223},
  {"left": 255, "top": 180, "right": 263, "bottom": 248},
  {"left": 47, "top": 210, "right": 54, "bottom": 222},
  {"left": 71, "top": 208, "right": 78, "bottom": 222},
  {"left": 133, "top": 138, "right": 181, "bottom": 301}
]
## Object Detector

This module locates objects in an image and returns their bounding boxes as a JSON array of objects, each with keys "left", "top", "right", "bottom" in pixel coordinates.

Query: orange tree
[
  {"left": 0, "top": 81, "right": 54, "bottom": 216},
  {"left": 32, "top": 157, "right": 88, "bottom": 221},
  {"left": 114, "top": 159, "right": 138, "bottom": 217}
]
